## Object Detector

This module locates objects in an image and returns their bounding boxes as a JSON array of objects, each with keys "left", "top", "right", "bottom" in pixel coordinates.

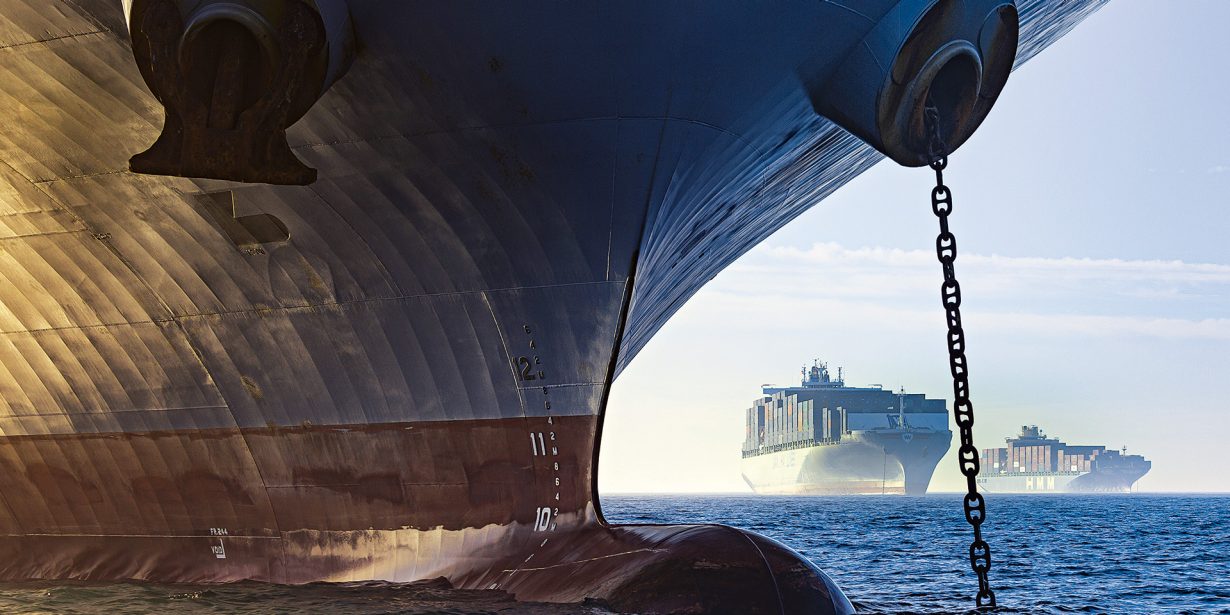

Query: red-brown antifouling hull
[
  {"left": 0, "top": 415, "right": 848, "bottom": 613},
  {"left": 0, "top": 416, "right": 594, "bottom": 581},
  {"left": 0, "top": 526, "right": 848, "bottom": 613}
]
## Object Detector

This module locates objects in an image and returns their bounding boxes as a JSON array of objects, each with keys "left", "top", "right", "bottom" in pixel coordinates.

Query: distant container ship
[
  {"left": 741, "top": 361, "right": 951, "bottom": 495},
  {"left": 977, "top": 426, "right": 1151, "bottom": 493}
]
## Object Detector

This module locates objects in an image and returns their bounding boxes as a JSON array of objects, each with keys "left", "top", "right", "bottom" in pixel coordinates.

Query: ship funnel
[
  {"left": 125, "top": 0, "right": 356, "bottom": 184},
  {"left": 810, "top": 0, "right": 1018, "bottom": 166}
]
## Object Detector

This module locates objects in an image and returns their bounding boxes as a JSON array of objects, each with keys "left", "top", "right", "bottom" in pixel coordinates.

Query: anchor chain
[{"left": 924, "top": 103, "right": 995, "bottom": 609}]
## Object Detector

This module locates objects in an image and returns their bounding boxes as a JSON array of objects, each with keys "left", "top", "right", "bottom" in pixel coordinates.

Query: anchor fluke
[{"left": 126, "top": 0, "right": 355, "bottom": 184}]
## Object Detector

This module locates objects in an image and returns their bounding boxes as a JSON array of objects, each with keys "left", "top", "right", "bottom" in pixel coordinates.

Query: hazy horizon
[{"left": 599, "top": 2, "right": 1230, "bottom": 495}]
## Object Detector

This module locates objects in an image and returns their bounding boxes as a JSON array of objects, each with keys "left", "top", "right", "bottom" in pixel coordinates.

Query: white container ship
[{"left": 742, "top": 361, "right": 951, "bottom": 495}]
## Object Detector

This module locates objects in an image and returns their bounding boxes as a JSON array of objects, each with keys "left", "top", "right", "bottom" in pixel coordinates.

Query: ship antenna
[{"left": 898, "top": 386, "right": 905, "bottom": 427}]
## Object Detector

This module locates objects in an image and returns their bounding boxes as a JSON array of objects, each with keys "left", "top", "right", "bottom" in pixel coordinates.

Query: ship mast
[{"left": 897, "top": 386, "right": 906, "bottom": 429}]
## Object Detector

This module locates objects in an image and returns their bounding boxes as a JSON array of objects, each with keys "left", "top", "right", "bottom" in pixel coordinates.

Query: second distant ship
[
  {"left": 741, "top": 361, "right": 951, "bottom": 495},
  {"left": 978, "top": 425, "right": 1151, "bottom": 493}
]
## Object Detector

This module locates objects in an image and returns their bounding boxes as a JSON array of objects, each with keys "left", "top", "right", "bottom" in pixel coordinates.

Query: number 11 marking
[{"left": 530, "top": 432, "right": 546, "bottom": 456}]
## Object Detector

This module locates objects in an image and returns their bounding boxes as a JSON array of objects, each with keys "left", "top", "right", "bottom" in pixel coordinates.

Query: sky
[{"left": 599, "top": 1, "right": 1230, "bottom": 495}]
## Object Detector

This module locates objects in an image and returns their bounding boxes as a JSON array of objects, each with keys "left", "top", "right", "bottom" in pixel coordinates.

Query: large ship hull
[
  {"left": 978, "top": 463, "right": 1151, "bottom": 493},
  {"left": 742, "top": 429, "right": 951, "bottom": 495},
  {"left": 0, "top": 0, "right": 1103, "bottom": 610}
]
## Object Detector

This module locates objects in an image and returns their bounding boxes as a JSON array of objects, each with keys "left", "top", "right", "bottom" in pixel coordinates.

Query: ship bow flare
[{"left": 0, "top": 0, "right": 1102, "bottom": 610}]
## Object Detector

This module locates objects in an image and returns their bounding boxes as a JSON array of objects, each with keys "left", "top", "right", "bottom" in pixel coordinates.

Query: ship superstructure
[
  {"left": 742, "top": 361, "right": 951, "bottom": 495},
  {"left": 977, "top": 426, "right": 1151, "bottom": 493}
]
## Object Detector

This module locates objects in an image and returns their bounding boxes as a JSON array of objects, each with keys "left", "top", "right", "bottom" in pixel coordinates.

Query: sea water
[
  {"left": 0, "top": 494, "right": 1224, "bottom": 614},
  {"left": 606, "top": 494, "right": 1229, "bottom": 614}
]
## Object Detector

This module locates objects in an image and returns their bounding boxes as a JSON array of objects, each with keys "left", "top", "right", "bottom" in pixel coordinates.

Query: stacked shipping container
[
  {"left": 742, "top": 376, "right": 947, "bottom": 456},
  {"left": 983, "top": 433, "right": 1104, "bottom": 476},
  {"left": 743, "top": 391, "right": 848, "bottom": 452}
]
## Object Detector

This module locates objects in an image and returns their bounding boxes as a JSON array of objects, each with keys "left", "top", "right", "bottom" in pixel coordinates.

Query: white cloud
[
  {"left": 978, "top": 311, "right": 1230, "bottom": 340},
  {"left": 718, "top": 241, "right": 1230, "bottom": 304},
  {"left": 747, "top": 242, "right": 1230, "bottom": 284},
  {"left": 691, "top": 289, "right": 1230, "bottom": 341},
  {"left": 696, "top": 242, "right": 1230, "bottom": 341}
]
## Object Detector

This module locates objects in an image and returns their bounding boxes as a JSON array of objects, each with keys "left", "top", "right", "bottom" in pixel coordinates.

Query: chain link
[{"left": 925, "top": 103, "right": 995, "bottom": 610}]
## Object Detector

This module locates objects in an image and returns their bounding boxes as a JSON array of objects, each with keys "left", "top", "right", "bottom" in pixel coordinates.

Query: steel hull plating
[
  {"left": 0, "top": 0, "right": 1102, "bottom": 610},
  {"left": 742, "top": 430, "right": 951, "bottom": 495}
]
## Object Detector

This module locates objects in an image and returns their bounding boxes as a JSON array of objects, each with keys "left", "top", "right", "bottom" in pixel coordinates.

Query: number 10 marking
[{"left": 533, "top": 506, "right": 555, "bottom": 532}]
